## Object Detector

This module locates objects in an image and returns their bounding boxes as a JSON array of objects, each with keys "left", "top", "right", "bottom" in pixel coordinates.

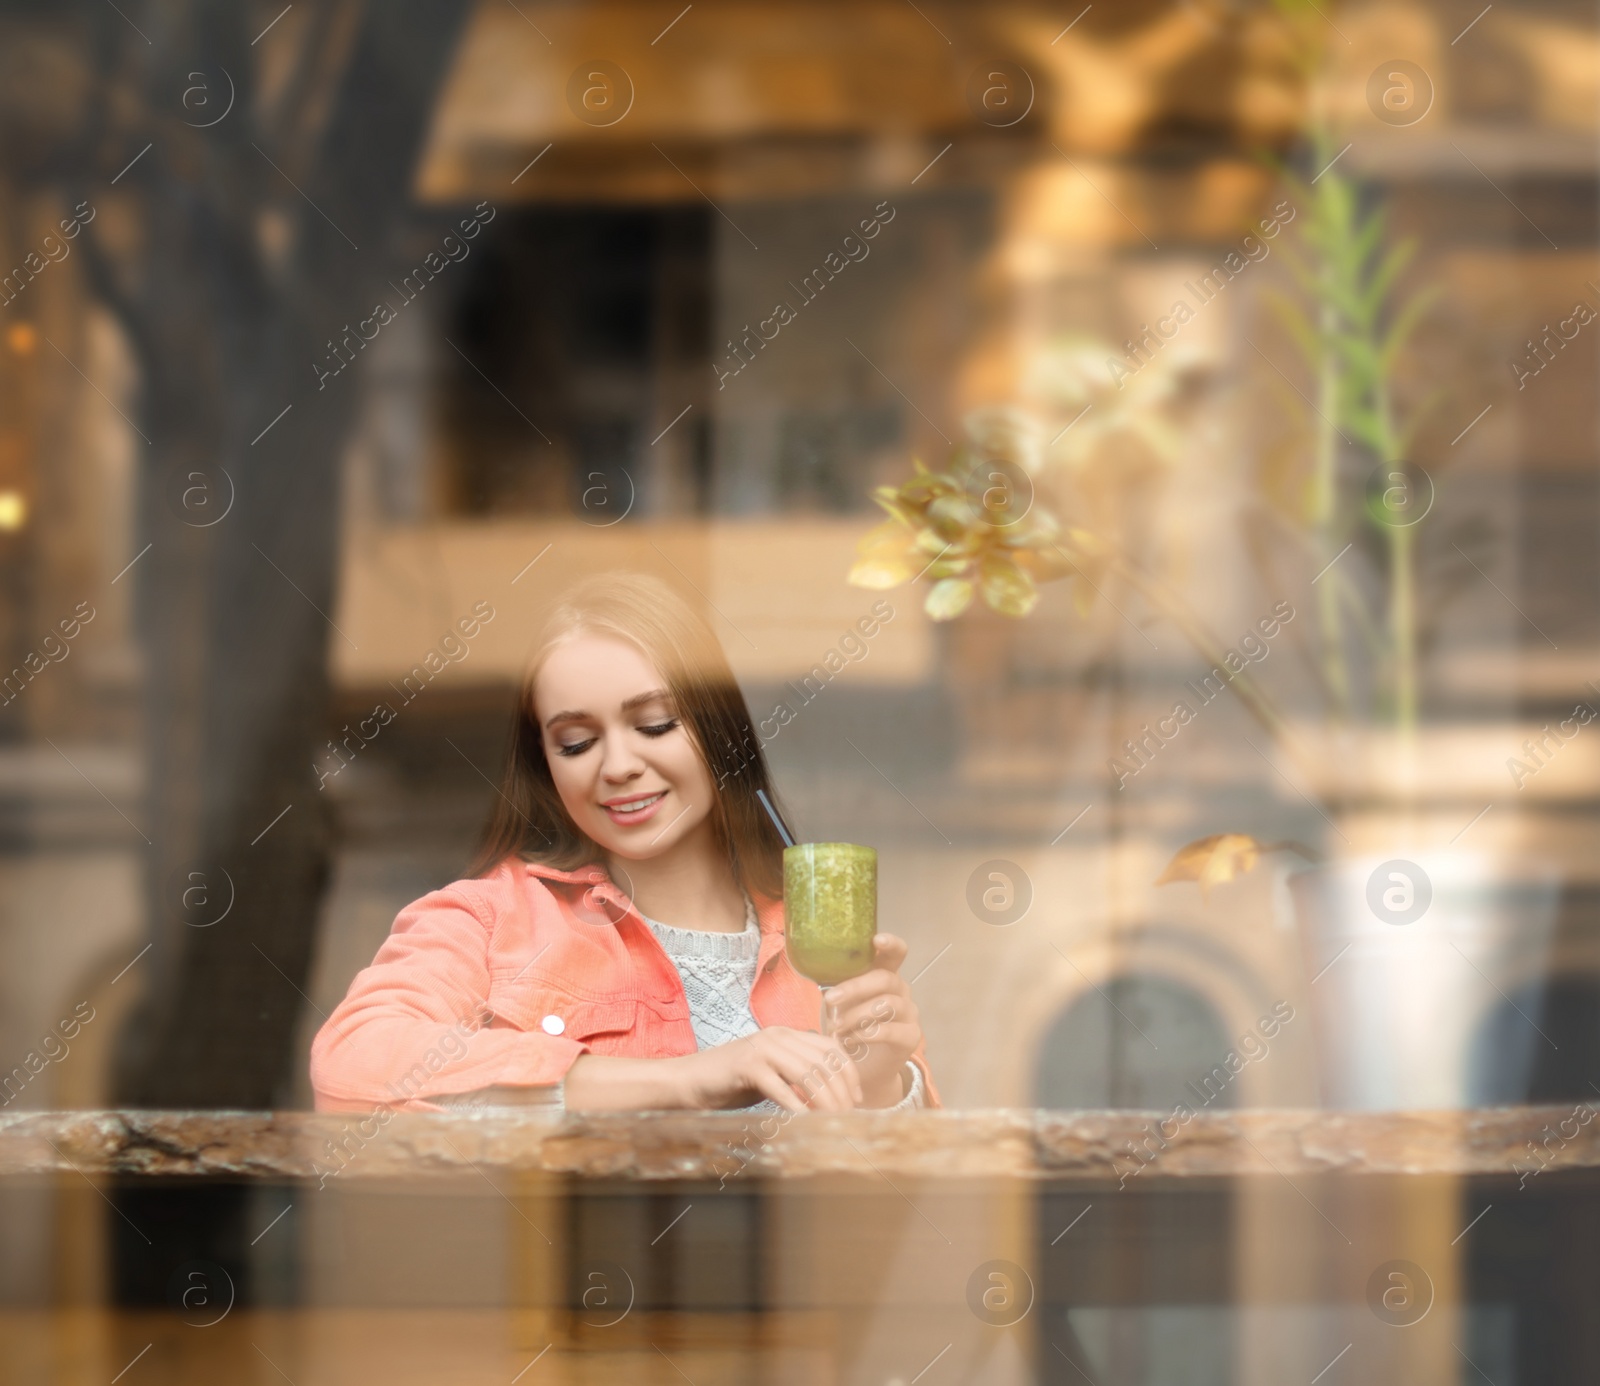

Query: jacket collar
[
  {"left": 522, "top": 858, "right": 784, "bottom": 934},
  {"left": 521, "top": 858, "right": 609, "bottom": 886}
]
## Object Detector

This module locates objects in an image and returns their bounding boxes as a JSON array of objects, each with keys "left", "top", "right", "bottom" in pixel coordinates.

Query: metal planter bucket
[{"left": 1290, "top": 853, "right": 1562, "bottom": 1110}]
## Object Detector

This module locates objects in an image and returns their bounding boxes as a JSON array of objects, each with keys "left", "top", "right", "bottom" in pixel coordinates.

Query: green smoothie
[{"left": 783, "top": 842, "right": 877, "bottom": 986}]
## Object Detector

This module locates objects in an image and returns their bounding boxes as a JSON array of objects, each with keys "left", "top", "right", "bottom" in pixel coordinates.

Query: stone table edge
[{"left": 0, "top": 1107, "right": 1592, "bottom": 1182}]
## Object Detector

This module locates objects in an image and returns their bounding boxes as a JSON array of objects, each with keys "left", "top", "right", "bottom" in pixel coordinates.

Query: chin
[
  {"left": 605, "top": 844, "right": 665, "bottom": 864},
  {"left": 585, "top": 822, "right": 663, "bottom": 859}
]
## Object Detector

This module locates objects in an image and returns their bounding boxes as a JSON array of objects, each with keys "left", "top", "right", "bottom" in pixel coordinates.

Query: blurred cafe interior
[{"left": 2, "top": 0, "right": 1600, "bottom": 1382}]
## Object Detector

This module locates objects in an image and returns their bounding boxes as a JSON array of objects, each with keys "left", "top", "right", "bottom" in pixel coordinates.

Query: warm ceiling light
[
  {"left": 5, "top": 323, "right": 36, "bottom": 356},
  {"left": 0, "top": 491, "right": 27, "bottom": 531}
]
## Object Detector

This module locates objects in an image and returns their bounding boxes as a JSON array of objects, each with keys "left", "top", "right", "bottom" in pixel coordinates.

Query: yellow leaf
[
  {"left": 979, "top": 555, "right": 1038, "bottom": 618},
  {"left": 924, "top": 577, "right": 974, "bottom": 621},
  {"left": 901, "top": 473, "right": 957, "bottom": 505},
  {"left": 848, "top": 522, "right": 918, "bottom": 588},
  {"left": 926, "top": 493, "right": 981, "bottom": 540},
  {"left": 1156, "top": 833, "right": 1263, "bottom": 898},
  {"left": 871, "top": 491, "right": 916, "bottom": 525},
  {"left": 1013, "top": 546, "right": 1078, "bottom": 583},
  {"left": 848, "top": 558, "right": 913, "bottom": 589},
  {"left": 925, "top": 555, "right": 974, "bottom": 581},
  {"left": 857, "top": 518, "right": 912, "bottom": 552}
]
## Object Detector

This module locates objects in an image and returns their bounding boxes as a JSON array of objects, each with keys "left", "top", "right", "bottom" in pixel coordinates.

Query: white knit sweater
[{"left": 644, "top": 892, "right": 925, "bottom": 1112}]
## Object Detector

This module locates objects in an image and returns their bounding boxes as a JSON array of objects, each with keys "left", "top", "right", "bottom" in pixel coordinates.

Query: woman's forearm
[{"left": 562, "top": 1053, "right": 691, "bottom": 1111}]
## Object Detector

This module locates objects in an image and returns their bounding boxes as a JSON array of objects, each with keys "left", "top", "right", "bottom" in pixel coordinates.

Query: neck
[{"left": 608, "top": 820, "right": 746, "bottom": 933}]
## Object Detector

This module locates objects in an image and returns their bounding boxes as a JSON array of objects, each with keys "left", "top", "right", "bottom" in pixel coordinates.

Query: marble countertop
[{"left": 0, "top": 1107, "right": 1591, "bottom": 1183}]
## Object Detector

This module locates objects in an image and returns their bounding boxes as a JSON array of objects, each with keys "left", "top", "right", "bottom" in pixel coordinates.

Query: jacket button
[{"left": 540, "top": 1014, "right": 565, "bottom": 1036}]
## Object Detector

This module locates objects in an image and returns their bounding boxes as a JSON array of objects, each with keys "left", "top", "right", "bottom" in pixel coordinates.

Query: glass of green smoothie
[{"left": 783, "top": 843, "right": 878, "bottom": 1028}]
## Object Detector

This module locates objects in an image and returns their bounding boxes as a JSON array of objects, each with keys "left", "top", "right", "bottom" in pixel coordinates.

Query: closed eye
[
  {"left": 554, "top": 737, "right": 597, "bottom": 758},
  {"left": 638, "top": 719, "right": 679, "bottom": 737}
]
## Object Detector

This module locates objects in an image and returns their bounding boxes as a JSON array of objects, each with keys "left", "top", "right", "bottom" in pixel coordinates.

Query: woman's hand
[
  {"left": 563, "top": 1029, "right": 862, "bottom": 1112},
  {"left": 824, "top": 934, "right": 923, "bottom": 1106},
  {"left": 673, "top": 1027, "right": 863, "bottom": 1111}
]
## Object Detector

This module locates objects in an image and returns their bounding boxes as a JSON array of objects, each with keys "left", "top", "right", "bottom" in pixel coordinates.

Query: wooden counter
[{"left": 0, "top": 1105, "right": 1590, "bottom": 1183}]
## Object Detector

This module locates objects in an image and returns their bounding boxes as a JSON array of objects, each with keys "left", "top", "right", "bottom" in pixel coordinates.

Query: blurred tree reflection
[{"left": 0, "top": 0, "right": 471, "bottom": 1106}]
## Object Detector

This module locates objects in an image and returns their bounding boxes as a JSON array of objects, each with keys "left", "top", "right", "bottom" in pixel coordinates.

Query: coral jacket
[{"left": 310, "top": 858, "right": 938, "bottom": 1112}]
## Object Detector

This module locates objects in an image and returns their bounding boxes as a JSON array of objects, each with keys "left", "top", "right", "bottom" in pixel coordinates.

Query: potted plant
[{"left": 847, "top": 25, "right": 1561, "bottom": 1106}]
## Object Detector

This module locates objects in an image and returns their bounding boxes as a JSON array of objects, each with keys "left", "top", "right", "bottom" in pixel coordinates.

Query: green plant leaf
[
  {"left": 1331, "top": 333, "right": 1381, "bottom": 379},
  {"left": 1265, "top": 291, "right": 1321, "bottom": 367},
  {"left": 1360, "top": 237, "right": 1416, "bottom": 322},
  {"left": 1379, "top": 285, "right": 1441, "bottom": 369},
  {"left": 1350, "top": 211, "right": 1387, "bottom": 279}
]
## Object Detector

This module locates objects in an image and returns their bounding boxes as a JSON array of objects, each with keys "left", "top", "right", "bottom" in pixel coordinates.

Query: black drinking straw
[{"left": 755, "top": 788, "right": 797, "bottom": 848}]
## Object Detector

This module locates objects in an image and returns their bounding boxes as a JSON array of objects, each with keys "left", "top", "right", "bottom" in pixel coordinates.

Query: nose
[{"left": 598, "top": 731, "right": 647, "bottom": 785}]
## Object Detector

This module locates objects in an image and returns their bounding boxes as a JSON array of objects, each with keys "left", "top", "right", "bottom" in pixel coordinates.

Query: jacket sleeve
[{"left": 309, "top": 883, "right": 584, "bottom": 1112}]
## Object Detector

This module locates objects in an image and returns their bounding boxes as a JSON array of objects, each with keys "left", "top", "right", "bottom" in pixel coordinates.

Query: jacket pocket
[{"left": 486, "top": 970, "right": 638, "bottom": 1043}]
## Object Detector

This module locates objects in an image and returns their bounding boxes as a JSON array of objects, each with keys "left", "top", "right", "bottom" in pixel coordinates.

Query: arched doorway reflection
[
  {"left": 1035, "top": 970, "right": 1239, "bottom": 1386},
  {"left": 1467, "top": 974, "right": 1600, "bottom": 1105},
  {"left": 1034, "top": 970, "right": 1240, "bottom": 1112},
  {"left": 1463, "top": 973, "right": 1600, "bottom": 1384}
]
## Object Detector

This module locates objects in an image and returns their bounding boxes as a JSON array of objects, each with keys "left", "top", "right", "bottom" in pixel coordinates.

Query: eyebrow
[{"left": 542, "top": 687, "right": 674, "bottom": 730}]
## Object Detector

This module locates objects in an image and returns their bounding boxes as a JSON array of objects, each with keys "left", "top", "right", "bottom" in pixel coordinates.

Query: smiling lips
[{"left": 601, "top": 789, "right": 667, "bottom": 826}]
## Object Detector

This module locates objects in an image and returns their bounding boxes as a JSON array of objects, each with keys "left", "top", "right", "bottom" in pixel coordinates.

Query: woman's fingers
[
  {"left": 763, "top": 1027, "right": 837, "bottom": 1071},
  {"left": 830, "top": 988, "right": 917, "bottom": 1042},
  {"left": 763, "top": 1031, "right": 861, "bottom": 1109},
  {"left": 773, "top": 1035, "right": 860, "bottom": 1109},
  {"left": 720, "top": 1027, "right": 867, "bottom": 1113},
  {"left": 822, "top": 935, "right": 910, "bottom": 1011},
  {"left": 872, "top": 933, "right": 909, "bottom": 972},
  {"left": 831, "top": 985, "right": 914, "bottom": 1024},
  {"left": 693, "top": 1029, "right": 871, "bottom": 1112},
  {"left": 744, "top": 1034, "right": 824, "bottom": 1110},
  {"left": 824, "top": 1039, "right": 865, "bottom": 1105},
  {"left": 777, "top": 1052, "right": 845, "bottom": 1109},
  {"left": 748, "top": 1065, "right": 808, "bottom": 1112},
  {"left": 827, "top": 964, "right": 911, "bottom": 1013}
]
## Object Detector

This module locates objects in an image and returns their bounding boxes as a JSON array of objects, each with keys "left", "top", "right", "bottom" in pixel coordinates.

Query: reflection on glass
[{"left": 1, "top": 0, "right": 1597, "bottom": 1381}]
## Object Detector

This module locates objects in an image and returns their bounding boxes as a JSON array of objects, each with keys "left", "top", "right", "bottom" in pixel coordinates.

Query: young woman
[{"left": 310, "top": 572, "right": 936, "bottom": 1113}]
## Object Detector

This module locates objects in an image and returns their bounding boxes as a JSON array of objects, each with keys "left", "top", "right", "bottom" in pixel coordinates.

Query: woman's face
[{"left": 533, "top": 632, "right": 717, "bottom": 862}]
